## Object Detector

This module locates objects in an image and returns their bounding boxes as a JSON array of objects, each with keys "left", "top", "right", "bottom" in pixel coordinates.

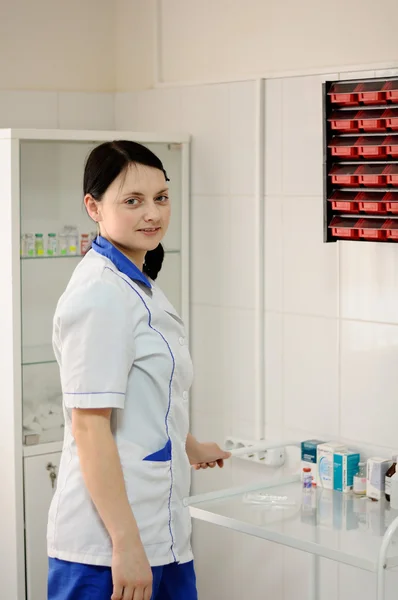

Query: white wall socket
[{"left": 225, "top": 437, "right": 285, "bottom": 467}]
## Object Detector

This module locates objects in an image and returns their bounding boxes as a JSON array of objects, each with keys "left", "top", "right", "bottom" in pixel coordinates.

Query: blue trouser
[{"left": 48, "top": 557, "right": 198, "bottom": 600}]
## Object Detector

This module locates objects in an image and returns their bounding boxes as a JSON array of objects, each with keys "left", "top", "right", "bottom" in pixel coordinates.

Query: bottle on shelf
[
  {"left": 34, "top": 233, "right": 44, "bottom": 256},
  {"left": 67, "top": 226, "right": 78, "bottom": 255},
  {"left": 385, "top": 455, "right": 398, "bottom": 502},
  {"left": 80, "top": 233, "right": 90, "bottom": 255},
  {"left": 47, "top": 233, "right": 58, "bottom": 256},
  {"left": 59, "top": 230, "right": 68, "bottom": 256},
  {"left": 21, "top": 233, "right": 35, "bottom": 257},
  {"left": 353, "top": 462, "right": 367, "bottom": 496}
]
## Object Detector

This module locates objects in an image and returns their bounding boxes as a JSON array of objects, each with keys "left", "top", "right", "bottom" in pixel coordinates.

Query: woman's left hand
[{"left": 189, "top": 441, "right": 231, "bottom": 470}]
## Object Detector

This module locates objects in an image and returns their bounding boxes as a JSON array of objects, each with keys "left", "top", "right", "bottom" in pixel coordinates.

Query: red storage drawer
[
  {"left": 328, "top": 82, "right": 360, "bottom": 106},
  {"left": 357, "top": 191, "right": 387, "bottom": 213},
  {"left": 328, "top": 137, "right": 358, "bottom": 158},
  {"left": 329, "top": 165, "right": 360, "bottom": 187},
  {"left": 384, "top": 165, "right": 398, "bottom": 186},
  {"left": 357, "top": 109, "right": 387, "bottom": 132},
  {"left": 329, "top": 191, "right": 359, "bottom": 213},
  {"left": 357, "top": 218, "right": 387, "bottom": 240},
  {"left": 329, "top": 110, "right": 359, "bottom": 132},
  {"left": 384, "top": 192, "right": 398, "bottom": 213},
  {"left": 358, "top": 165, "right": 387, "bottom": 188},
  {"left": 329, "top": 217, "right": 359, "bottom": 239},
  {"left": 384, "top": 135, "right": 398, "bottom": 158},
  {"left": 358, "top": 81, "right": 387, "bottom": 105},
  {"left": 356, "top": 136, "right": 388, "bottom": 158},
  {"left": 382, "top": 219, "right": 398, "bottom": 240},
  {"left": 384, "top": 81, "right": 398, "bottom": 103},
  {"left": 385, "top": 109, "right": 398, "bottom": 131}
]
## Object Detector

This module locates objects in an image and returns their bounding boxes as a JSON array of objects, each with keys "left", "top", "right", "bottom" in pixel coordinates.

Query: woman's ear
[{"left": 84, "top": 194, "right": 102, "bottom": 223}]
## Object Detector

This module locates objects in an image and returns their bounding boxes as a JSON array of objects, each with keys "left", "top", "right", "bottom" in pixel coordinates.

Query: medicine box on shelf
[{"left": 324, "top": 75, "right": 398, "bottom": 244}]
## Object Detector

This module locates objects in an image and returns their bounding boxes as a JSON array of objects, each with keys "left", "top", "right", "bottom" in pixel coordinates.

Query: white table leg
[
  {"left": 377, "top": 515, "right": 398, "bottom": 600},
  {"left": 309, "top": 554, "right": 320, "bottom": 600}
]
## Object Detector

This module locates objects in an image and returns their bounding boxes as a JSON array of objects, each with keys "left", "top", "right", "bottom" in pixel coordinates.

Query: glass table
[{"left": 186, "top": 469, "right": 398, "bottom": 599}]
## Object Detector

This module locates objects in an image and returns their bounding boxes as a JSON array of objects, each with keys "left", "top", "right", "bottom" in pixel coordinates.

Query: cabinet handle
[{"left": 46, "top": 462, "right": 58, "bottom": 489}]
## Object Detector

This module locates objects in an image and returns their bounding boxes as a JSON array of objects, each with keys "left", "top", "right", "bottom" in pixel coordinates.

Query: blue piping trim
[
  {"left": 92, "top": 236, "right": 151, "bottom": 288},
  {"left": 104, "top": 267, "right": 177, "bottom": 561}
]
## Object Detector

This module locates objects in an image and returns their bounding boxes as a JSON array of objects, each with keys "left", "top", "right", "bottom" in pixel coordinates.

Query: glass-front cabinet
[{"left": 0, "top": 129, "right": 190, "bottom": 600}]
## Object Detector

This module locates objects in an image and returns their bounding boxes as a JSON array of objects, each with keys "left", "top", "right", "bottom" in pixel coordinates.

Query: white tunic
[{"left": 47, "top": 237, "right": 194, "bottom": 567}]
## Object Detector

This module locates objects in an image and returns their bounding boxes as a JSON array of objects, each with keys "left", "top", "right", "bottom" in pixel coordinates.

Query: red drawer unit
[
  {"left": 329, "top": 165, "right": 360, "bottom": 187},
  {"left": 384, "top": 80, "right": 398, "bottom": 103},
  {"left": 358, "top": 81, "right": 387, "bottom": 105},
  {"left": 385, "top": 109, "right": 398, "bottom": 131},
  {"left": 384, "top": 192, "right": 398, "bottom": 213},
  {"left": 384, "top": 135, "right": 398, "bottom": 158},
  {"left": 328, "top": 82, "right": 360, "bottom": 106},
  {"left": 356, "top": 191, "right": 387, "bottom": 213},
  {"left": 328, "top": 110, "right": 359, "bottom": 132},
  {"left": 357, "top": 218, "right": 387, "bottom": 240},
  {"left": 325, "top": 77, "right": 398, "bottom": 244},
  {"left": 357, "top": 165, "right": 387, "bottom": 188},
  {"left": 329, "top": 191, "right": 359, "bottom": 212},
  {"left": 384, "top": 165, "right": 398, "bottom": 186},
  {"left": 356, "top": 136, "right": 388, "bottom": 159},
  {"left": 328, "top": 137, "right": 358, "bottom": 158},
  {"left": 382, "top": 219, "right": 398, "bottom": 240},
  {"left": 357, "top": 109, "right": 387, "bottom": 132},
  {"left": 329, "top": 217, "right": 359, "bottom": 239}
]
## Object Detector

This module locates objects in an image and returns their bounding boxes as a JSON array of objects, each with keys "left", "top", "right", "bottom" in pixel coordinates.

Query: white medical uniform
[{"left": 47, "top": 237, "right": 194, "bottom": 567}]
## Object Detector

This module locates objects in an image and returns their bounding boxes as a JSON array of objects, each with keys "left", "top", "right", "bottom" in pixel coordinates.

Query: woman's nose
[{"left": 143, "top": 201, "right": 161, "bottom": 221}]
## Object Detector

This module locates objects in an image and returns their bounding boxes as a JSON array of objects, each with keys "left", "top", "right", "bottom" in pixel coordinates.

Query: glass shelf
[
  {"left": 21, "top": 254, "right": 84, "bottom": 260},
  {"left": 187, "top": 478, "right": 398, "bottom": 573},
  {"left": 20, "top": 249, "right": 181, "bottom": 261},
  {"left": 22, "top": 345, "right": 56, "bottom": 366}
]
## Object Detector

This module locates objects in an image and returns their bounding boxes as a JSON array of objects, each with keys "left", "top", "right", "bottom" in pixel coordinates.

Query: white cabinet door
[{"left": 24, "top": 451, "right": 61, "bottom": 600}]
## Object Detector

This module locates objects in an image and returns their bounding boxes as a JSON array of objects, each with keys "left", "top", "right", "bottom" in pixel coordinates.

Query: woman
[{"left": 47, "top": 141, "right": 230, "bottom": 600}]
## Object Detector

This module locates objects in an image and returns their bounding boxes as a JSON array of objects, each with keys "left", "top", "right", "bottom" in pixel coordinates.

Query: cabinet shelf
[
  {"left": 21, "top": 254, "right": 84, "bottom": 260},
  {"left": 22, "top": 345, "right": 56, "bottom": 366},
  {"left": 20, "top": 249, "right": 181, "bottom": 261}
]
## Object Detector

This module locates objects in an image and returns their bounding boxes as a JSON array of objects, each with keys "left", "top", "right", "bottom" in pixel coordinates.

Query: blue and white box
[
  {"left": 317, "top": 442, "right": 346, "bottom": 489},
  {"left": 333, "top": 450, "right": 360, "bottom": 493}
]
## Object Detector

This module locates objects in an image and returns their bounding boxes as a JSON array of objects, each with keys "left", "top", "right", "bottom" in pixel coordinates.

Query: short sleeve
[{"left": 57, "top": 277, "right": 134, "bottom": 409}]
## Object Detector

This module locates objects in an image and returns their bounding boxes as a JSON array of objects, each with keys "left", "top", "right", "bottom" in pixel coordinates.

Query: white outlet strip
[{"left": 225, "top": 437, "right": 289, "bottom": 467}]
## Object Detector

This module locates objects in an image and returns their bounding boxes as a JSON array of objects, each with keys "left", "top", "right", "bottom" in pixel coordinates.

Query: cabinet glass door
[{"left": 20, "top": 138, "right": 184, "bottom": 446}]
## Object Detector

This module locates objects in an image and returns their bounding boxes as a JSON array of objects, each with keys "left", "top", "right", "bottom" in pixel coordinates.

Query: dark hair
[{"left": 84, "top": 140, "right": 169, "bottom": 280}]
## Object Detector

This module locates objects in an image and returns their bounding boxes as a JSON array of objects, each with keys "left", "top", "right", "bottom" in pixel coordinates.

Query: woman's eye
[
  {"left": 126, "top": 198, "right": 139, "bottom": 205},
  {"left": 156, "top": 195, "right": 169, "bottom": 203}
]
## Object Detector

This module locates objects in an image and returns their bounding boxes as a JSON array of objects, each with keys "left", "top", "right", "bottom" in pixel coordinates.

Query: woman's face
[{"left": 85, "top": 163, "right": 170, "bottom": 265}]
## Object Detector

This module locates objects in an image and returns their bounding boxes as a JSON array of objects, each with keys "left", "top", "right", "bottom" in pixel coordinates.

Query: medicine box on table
[
  {"left": 367, "top": 458, "right": 391, "bottom": 501},
  {"left": 333, "top": 450, "right": 360, "bottom": 493},
  {"left": 317, "top": 442, "right": 346, "bottom": 489}
]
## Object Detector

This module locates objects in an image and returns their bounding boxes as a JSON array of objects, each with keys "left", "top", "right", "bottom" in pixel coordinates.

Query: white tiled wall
[
  {"left": 265, "top": 68, "right": 398, "bottom": 600},
  {"left": 0, "top": 91, "right": 115, "bottom": 130}
]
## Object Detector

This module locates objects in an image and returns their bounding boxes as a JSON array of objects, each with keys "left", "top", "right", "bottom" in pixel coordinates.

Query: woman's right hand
[{"left": 111, "top": 541, "right": 153, "bottom": 600}]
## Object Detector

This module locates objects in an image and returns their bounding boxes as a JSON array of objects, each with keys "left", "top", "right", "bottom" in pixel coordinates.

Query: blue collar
[{"left": 92, "top": 236, "right": 152, "bottom": 289}]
